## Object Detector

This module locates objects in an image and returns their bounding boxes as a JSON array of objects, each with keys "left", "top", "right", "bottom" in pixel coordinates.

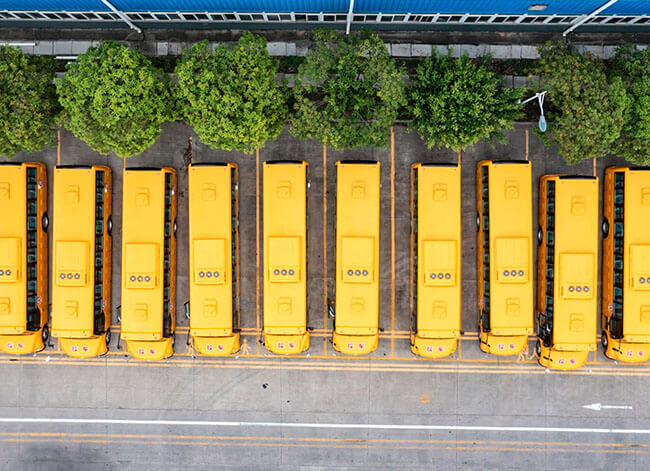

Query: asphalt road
[{"left": 2, "top": 122, "right": 648, "bottom": 470}]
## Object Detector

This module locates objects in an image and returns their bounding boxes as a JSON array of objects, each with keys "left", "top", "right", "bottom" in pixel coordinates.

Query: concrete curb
[{"left": 2, "top": 39, "right": 646, "bottom": 59}]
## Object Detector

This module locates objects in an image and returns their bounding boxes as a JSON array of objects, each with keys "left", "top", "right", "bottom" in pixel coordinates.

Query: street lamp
[{"left": 519, "top": 91, "right": 547, "bottom": 132}]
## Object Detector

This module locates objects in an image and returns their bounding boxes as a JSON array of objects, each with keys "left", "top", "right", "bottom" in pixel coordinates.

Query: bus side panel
[
  {"left": 487, "top": 162, "right": 534, "bottom": 333},
  {"left": 476, "top": 162, "right": 485, "bottom": 318},
  {"left": 169, "top": 170, "right": 177, "bottom": 337},
  {"left": 103, "top": 167, "right": 113, "bottom": 333},
  {"left": 602, "top": 169, "right": 615, "bottom": 335},
  {"left": 36, "top": 163, "right": 48, "bottom": 330},
  {"left": 553, "top": 178, "right": 599, "bottom": 348},
  {"left": 536, "top": 177, "right": 548, "bottom": 318},
  {"left": 416, "top": 165, "right": 461, "bottom": 338},
  {"left": 335, "top": 162, "right": 381, "bottom": 334},
  {"left": 262, "top": 162, "right": 308, "bottom": 335}
]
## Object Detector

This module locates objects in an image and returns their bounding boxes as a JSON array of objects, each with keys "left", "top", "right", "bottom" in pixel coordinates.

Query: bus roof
[
  {"left": 486, "top": 161, "right": 533, "bottom": 332},
  {"left": 51, "top": 167, "right": 101, "bottom": 336},
  {"left": 415, "top": 164, "right": 461, "bottom": 336},
  {"left": 335, "top": 161, "right": 381, "bottom": 334},
  {"left": 0, "top": 164, "right": 28, "bottom": 332},
  {"left": 550, "top": 176, "right": 599, "bottom": 347},
  {"left": 263, "top": 161, "right": 308, "bottom": 334},
  {"left": 121, "top": 168, "right": 175, "bottom": 339},
  {"left": 623, "top": 169, "right": 650, "bottom": 337},
  {"left": 188, "top": 163, "right": 236, "bottom": 336}
]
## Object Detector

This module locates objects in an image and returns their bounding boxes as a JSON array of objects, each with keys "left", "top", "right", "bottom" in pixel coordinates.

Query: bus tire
[
  {"left": 105, "top": 329, "right": 111, "bottom": 348},
  {"left": 41, "top": 213, "right": 49, "bottom": 232},
  {"left": 601, "top": 331, "right": 608, "bottom": 350},
  {"left": 535, "top": 339, "right": 542, "bottom": 357},
  {"left": 602, "top": 218, "right": 609, "bottom": 238},
  {"left": 107, "top": 216, "right": 113, "bottom": 236},
  {"left": 537, "top": 226, "right": 543, "bottom": 246},
  {"left": 41, "top": 324, "right": 49, "bottom": 344}
]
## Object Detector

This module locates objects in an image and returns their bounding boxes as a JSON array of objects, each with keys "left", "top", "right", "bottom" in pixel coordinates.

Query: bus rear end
[
  {"left": 602, "top": 167, "right": 650, "bottom": 362},
  {"left": 263, "top": 161, "right": 309, "bottom": 354},
  {"left": 188, "top": 163, "right": 239, "bottom": 356},
  {"left": 333, "top": 161, "right": 381, "bottom": 355},
  {"left": 477, "top": 160, "right": 534, "bottom": 356},
  {"left": 410, "top": 163, "right": 461, "bottom": 358},
  {"left": 121, "top": 167, "right": 177, "bottom": 360},
  {"left": 537, "top": 175, "right": 598, "bottom": 370},
  {"left": 52, "top": 166, "right": 112, "bottom": 357},
  {"left": 0, "top": 162, "right": 48, "bottom": 354}
]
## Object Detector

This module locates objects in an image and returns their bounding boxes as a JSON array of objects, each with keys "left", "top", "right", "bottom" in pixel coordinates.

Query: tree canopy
[
  {"left": 537, "top": 43, "right": 628, "bottom": 165},
  {"left": 56, "top": 41, "right": 176, "bottom": 158},
  {"left": 610, "top": 46, "right": 650, "bottom": 165},
  {"left": 408, "top": 52, "right": 523, "bottom": 152},
  {"left": 0, "top": 46, "right": 59, "bottom": 159},
  {"left": 291, "top": 29, "right": 406, "bottom": 150},
  {"left": 175, "top": 34, "right": 288, "bottom": 153}
]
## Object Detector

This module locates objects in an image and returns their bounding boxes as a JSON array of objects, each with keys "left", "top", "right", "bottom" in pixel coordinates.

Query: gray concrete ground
[{"left": 2, "top": 123, "right": 649, "bottom": 470}]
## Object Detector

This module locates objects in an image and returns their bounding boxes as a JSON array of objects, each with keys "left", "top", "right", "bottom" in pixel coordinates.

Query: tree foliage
[
  {"left": 408, "top": 52, "right": 523, "bottom": 152},
  {"left": 175, "top": 34, "right": 288, "bottom": 153},
  {"left": 537, "top": 43, "right": 628, "bottom": 165},
  {"left": 0, "top": 46, "right": 59, "bottom": 159},
  {"left": 56, "top": 41, "right": 175, "bottom": 158},
  {"left": 610, "top": 46, "right": 650, "bottom": 165},
  {"left": 291, "top": 29, "right": 406, "bottom": 150}
]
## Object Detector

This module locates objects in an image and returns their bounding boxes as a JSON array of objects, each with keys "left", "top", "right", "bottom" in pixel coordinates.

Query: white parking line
[{"left": 0, "top": 417, "right": 649, "bottom": 435}]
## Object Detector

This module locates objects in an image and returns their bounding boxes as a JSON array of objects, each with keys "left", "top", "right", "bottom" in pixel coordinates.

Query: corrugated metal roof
[{"left": 1, "top": 0, "right": 649, "bottom": 14}]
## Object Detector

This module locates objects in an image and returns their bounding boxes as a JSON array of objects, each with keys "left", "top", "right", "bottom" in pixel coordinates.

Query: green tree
[
  {"left": 56, "top": 41, "right": 175, "bottom": 158},
  {"left": 0, "top": 46, "right": 59, "bottom": 158},
  {"left": 175, "top": 34, "right": 288, "bottom": 153},
  {"left": 291, "top": 29, "right": 406, "bottom": 150},
  {"left": 537, "top": 43, "right": 628, "bottom": 165},
  {"left": 408, "top": 52, "right": 523, "bottom": 152},
  {"left": 611, "top": 46, "right": 650, "bottom": 165}
]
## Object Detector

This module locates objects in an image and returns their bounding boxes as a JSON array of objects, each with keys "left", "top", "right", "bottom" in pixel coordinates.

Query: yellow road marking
[
  {"left": 323, "top": 143, "right": 328, "bottom": 355},
  {"left": 256, "top": 148, "right": 261, "bottom": 354},
  {"left": 390, "top": 126, "right": 396, "bottom": 358}
]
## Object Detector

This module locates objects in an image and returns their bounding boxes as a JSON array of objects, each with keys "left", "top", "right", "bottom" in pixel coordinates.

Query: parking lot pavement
[{"left": 3, "top": 122, "right": 647, "bottom": 469}]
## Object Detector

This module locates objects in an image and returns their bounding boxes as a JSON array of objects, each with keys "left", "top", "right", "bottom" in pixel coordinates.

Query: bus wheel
[
  {"left": 602, "top": 218, "right": 609, "bottom": 238},
  {"left": 41, "top": 213, "right": 49, "bottom": 232},
  {"left": 475, "top": 212, "right": 480, "bottom": 232},
  {"left": 171, "top": 334, "right": 175, "bottom": 349},
  {"left": 107, "top": 216, "right": 113, "bottom": 236},
  {"left": 105, "top": 329, "right": 111, "bottom": 348},
  {"left": 41, "top": 324, "right": 49, "bottom": 344},
  {"left": 535, "top": 339, "right": 541, "bottom": 357},
  {"left": 601, "top": 331, "right": 608, "bottom": 350},
  {"left": 537, "top": 226, "right": 543, "bottom": 246}
]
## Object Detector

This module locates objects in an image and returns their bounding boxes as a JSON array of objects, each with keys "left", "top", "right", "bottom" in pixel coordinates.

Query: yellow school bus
[
  {"left": 601, "top": 167, "right": 650, "bottom": 362},
  {"left": 51, "top": 166, "right": 112, "bottom": 357},
  {"left": 333, "top": 161, "right": 381, "bottom": 355},
  {"left": 476, "top": 160, "right": 534, "bottom": 355},
  {"left": 410, "top": 163, "right": 461, "bottom": 358},
  {"left": 0, "top": 162, "right": 49, "bottom": 354},
  {"left": 121, "top": 167, "right": 177, "bottom": 360},
  {"left": 536, "top": 175, "right": 598, "bottom": 370},
  {"left": 188, "top": 163, "right": 240, "bottom": 355},
  {"left": 263, "top": 161, "right": 310, "bottom": 354}
]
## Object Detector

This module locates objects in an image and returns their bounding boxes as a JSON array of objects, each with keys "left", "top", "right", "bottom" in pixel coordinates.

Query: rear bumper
[
  {"left": 58, "top": 335, "right": 107, "bottom": 358},
  {"left": 264, "top": 332, "right": 309, "bottom": 355},
  {"left": 125, "top": 338, "right": 173, "bottom": 360},
  {"left": 332, "top": 332, "right": 378, "bottom": 355},
  {"left": 0, "top": 330, "right": 44, "bottom": 354},
  {"left": 604, "top": 336, "right": 650, "bottom": 363},
  {"left": 479, "top": 332, "right": 529, "bottom": 355},
  {"left": 192, "top": 333, "right": 240, "bottom": 356},
  {"left": 538, "top": 343, "right": 590, "bottom": 370},
  {"left": 411, "top": 334, "right": 458, "bottom": 358}
]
